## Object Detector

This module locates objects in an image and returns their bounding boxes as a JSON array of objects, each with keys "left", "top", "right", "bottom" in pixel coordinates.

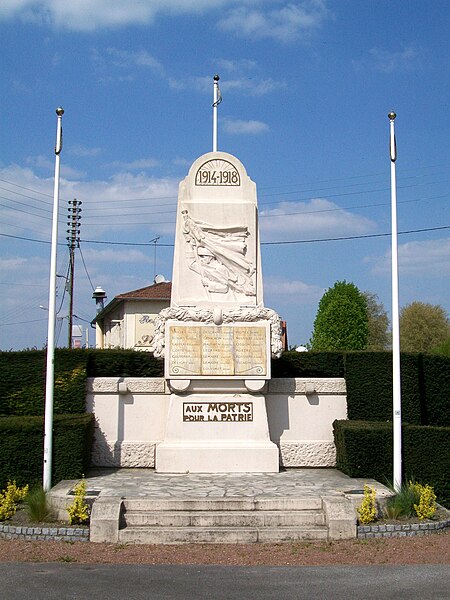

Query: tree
[
  {"left": 399, "top": 302, "right": 449, "bottom": 353},
  {"left": 363, "top": 291, "right": 390, "bottom": 351},
  {"left": 309, "top": 281, "right": 369, "bottom": 351}
]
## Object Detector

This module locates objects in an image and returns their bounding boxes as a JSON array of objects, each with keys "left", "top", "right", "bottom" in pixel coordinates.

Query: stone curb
[
  {"left": 357, "top": 517, "right": 450, "bottom": 539},
  {"left": 0, "top": 522, "right": 89, "bottom": 542}
]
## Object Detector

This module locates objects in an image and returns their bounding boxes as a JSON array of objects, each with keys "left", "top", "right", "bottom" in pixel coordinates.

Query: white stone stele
[
  {"left": 155, "top": 391, "right": 279, "bottom": 473},
  {"left": 171, "top": 151, "right": 263, "bottom": 308}
]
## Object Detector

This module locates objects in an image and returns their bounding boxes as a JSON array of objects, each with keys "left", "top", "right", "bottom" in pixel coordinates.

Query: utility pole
[{"left": 67, "top": 199, "right": 81, "bottom": 348}]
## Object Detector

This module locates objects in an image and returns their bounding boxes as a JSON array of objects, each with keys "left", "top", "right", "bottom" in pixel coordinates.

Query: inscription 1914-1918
[{"left": 194, "top": 160, "right": 240, "bottom": 186}]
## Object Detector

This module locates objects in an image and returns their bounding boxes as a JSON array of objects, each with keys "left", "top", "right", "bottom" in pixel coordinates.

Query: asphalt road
[{"left": 0, "top": 563, "right": 448, "bottom": 599}]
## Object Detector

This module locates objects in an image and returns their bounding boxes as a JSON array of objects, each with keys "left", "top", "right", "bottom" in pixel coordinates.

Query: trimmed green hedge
[
  {"left": 1, "top": 349, "right": 447, "bottom": 425},
  {"left": 0, "top": 349, "right": 88, "bottom": 416},
  {"left": 333, "top": 419, "right": 450, "bottom": 507},
  {"left": 344, "top": 352, "right": 424, "bottom": 425},
  {"left": 276, "top": 351, "right": 449, "bottom": 427},
  {"left": 271, "top": 351, "right": 344, "bottom": 378},
  {"left": 86, "top": 349, "right": 163, "bottom": 378},
  {"left": 0, "top": 349, "right": 164, "bottom": 416},
  {"left": 0, "top": 413, "right": 94, "bottom": 490}
]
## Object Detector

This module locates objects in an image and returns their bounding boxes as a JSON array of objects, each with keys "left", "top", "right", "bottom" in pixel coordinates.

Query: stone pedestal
[{"left": 156, "top": 392, "right": 279, "bottom": 473}]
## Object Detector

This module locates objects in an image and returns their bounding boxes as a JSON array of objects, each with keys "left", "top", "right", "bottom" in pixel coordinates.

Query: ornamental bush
[
  {"left": 357, "top": 485, "right": 377, "bottom": 524},
  {"left": 309, "top": 281, "right": 369, "bottom": 351},
  {"left": 413, "top": 483, "right": 437, "bottom": 520},
  {"left": 0, "top": 481, "right": 29, "bottom": 521},
  {"left": 67, "top": 478, "right": 90, "bottom": 525}
]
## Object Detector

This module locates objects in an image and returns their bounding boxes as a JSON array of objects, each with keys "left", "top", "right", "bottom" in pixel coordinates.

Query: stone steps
[
  {"left": 121, "top": 509, "right": 325, "bottom": 528},
  {"left": 116, "top": 496, "right": 329, "bottom": 544},
  {"left": 90, "top": 494, "right": 356, "bottom": 543},
  {"left": 118, "top": 525, "right": 329, "bottom": 544}
]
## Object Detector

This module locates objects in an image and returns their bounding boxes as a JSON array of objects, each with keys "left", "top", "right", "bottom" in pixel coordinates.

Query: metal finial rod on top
[
  {"left": 388, "top": 110, "right": 402, "bottom": 493},
  {"left": 43, "top": 106, "right": 64, "bottom": 492},
  {"left": 212, "top": 74, "right": 221, "bottom": 152}
]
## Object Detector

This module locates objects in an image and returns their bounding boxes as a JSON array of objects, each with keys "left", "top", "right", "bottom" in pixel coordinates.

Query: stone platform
[{"left": 49, "top": 468, "right": 392, "bottom": 544}]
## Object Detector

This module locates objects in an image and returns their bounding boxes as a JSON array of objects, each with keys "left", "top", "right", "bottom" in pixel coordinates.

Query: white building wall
[
  {"left": 96, "top": 299, "right": 170, "bottom": 350},
  {"left": 86, "top": 377, "right": 347, "bottom": 469}
]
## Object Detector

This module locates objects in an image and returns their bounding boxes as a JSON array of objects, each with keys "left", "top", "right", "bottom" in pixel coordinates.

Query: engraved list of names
[{"left": 167, "top": 324, "right": 268, "bottom": 378}]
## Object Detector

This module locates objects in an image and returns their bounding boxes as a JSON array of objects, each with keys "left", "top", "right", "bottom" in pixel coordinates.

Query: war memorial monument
[{"left": 152, "top": 150, "right": 283, "bottom": 473}]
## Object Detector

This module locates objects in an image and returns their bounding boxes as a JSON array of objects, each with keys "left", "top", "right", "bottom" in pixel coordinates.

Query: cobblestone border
[
  {"left": 0, "top": 523, "right": 89, "bottom": 542},
  {"left": 358, "top": 517, "right": 450, "bottom": 539}
]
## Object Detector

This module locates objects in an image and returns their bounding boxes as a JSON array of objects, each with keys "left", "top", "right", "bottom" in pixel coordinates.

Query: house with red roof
[{"left": 92, "top": 280, "right": 171, "bottom": 349}]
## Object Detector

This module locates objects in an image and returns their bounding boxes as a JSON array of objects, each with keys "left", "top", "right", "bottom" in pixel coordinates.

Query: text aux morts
[{"left": 183, "top": 402, "right": 253, "bottom": 422}]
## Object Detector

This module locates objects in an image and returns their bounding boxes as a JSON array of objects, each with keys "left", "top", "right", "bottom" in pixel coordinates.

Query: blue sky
[{"left": 0, "top": 0, "right": 449, "bottom": 350}]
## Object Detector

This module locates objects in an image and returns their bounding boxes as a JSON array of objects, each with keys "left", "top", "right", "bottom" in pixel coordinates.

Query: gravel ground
[{"left": 0, "top": 532, "right": 448, "bottom": 566}]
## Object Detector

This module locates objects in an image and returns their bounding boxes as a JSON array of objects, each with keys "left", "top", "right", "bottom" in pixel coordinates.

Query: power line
[
  {"left": 1, "top": 225, "right": 448, "bottom": 248},
  {"left": 0, "top": 166, "right": 447, "bottom": 208},
  {"left": 261, "top": 225, "right": 450, "bottom": 245},
  {"left": 78, "top": 245, "right": 95, "bottom": 291},
  {"left": 0, "top": 318, "right": 47, "bottom": 327},
  {"left": 80, "top": 225, "right": 449, "bottom": 247},
  {"left": 0, "top": 282, "right": 47, "bottom": 287}
]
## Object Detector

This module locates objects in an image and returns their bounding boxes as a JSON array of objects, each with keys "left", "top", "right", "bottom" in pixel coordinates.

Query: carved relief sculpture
[{"left": 181, "top": 209, "right": 256, "bottom": 297}]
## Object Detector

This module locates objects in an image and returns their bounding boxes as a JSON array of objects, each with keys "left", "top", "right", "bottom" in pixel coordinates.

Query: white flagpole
[
  {"left": 389, "top": 111, "right": 402, "bottom": 493},
  {"left": 43, "top": 106, "right": 64, "bottom": 492},
  {"left": 212, "top": 74, "right": 220, "bottom": 152}
]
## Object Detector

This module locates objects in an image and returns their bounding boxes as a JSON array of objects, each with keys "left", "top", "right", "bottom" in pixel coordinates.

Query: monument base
[
  {"left": 156, "top": 441, "right": 279, "bottom": 473},
  {"left": 155, "top": 392, "right": 279, "bottom": 473}
]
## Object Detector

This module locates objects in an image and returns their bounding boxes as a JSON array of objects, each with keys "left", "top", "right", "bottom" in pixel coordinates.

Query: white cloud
[
  {"left": 1, "top": 0, "right": 332, "bottom": 41},
  {"left": 353, "top": 46, "right": 422, "bottom": 73},
  {"left": 223, "top": 118, "right": 269, "bottom": 135},
  {"left": 367, "top": 238, "right": 450, "bottom": 277},
  {"left": 264, "top": 276, "right": 323, "bottom": 302},
  {"left": 214, "top": 58, "right": 258, "bottom": 73},
  {"left": 69, "top": 144, "right": 102, "bottom": 158},
  {"left": 93, "top": 48, "right": 283, "bottom": 97},
  {"left": 106, "top": 48, "right": 165, "bottom": 75},
  {"left": 26, "top": 155, "right": 86, "bottom": 179},
  {"left": 0, "top": 164, "right": 179, "bottom": 240},
  {"left": 169, "top": 74, "right": 285, "bottom": 96},
  {"left": 81, "top": 247, "right": 152, "bottom": 265},
  {"left": 259, "top": 198, "right": 375, "bottom": 241},
  {"left": 0, "top": 0, "right": 253, "bottom": 32},
  {"left": 218, "top": 1, "right": 331, "bottom": 43},
  {"left": 0, "top": 255, "right": 53, "bottom": 324},
  {"left": 109, "top": 158, "right": 160, "bottom": 170}
]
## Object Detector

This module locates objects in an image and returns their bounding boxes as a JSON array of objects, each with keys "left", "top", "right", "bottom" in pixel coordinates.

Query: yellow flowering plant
[
  {"left": 0, "top": 481, "right": 29, "bottom": 521},
  {"left": 357, "top": 484, "right": 377, "bottom": 524},
  {"left": 67, "top": 478, "right": 90, "bottom": 525},
  {"left": 413, "top": 483, "right": 437, "bottom": 520}
]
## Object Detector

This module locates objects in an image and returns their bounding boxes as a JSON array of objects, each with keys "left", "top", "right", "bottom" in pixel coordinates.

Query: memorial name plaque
[
  {"left": 169, "top": 326, "right": 202, "bottom": 375},
  {"left": 183, "top": 401, "right": 253, "bottom": 422},
  {"left": 167, "top": 323, "right": 270, "bottom": 379}
]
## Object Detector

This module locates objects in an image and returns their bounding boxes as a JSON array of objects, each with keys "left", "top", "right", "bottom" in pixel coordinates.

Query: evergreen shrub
[
  {"left": 0, "top": 349, "right": 88, "bottom": 416},
  {"left": 421, "top": 354, "right": 450, "bottom": 426},
  {"left": 333, "top": 419, "right": 450, "bottom": 507},
  {"left": 86, "top": 348, "right": 163, "bottom": 377},
  {"left": 271, "top": 351, "right": 344, "bottom": 378},
  {"left": 0, "top": 413, "right": 94, "bottom": 490},
  {"left": 0, "top": 348, "right": 164, "bottom": 416}
]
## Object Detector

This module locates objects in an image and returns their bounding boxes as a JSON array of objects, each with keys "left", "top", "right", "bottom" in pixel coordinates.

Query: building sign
[
  {"left": 135, "top": 314, "right": 156, "bottom": 347},
  {"left": 183, "top": 401, "right": 253, "bottom": 422}
]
